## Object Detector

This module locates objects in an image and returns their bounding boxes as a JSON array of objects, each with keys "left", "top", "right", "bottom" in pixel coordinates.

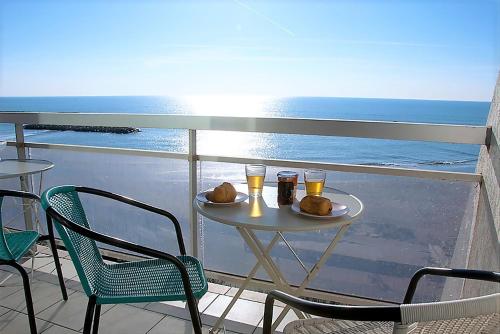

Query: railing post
[
  {"left": 188, "top": 129, "right": 198, "bottom": 257},
  {"left": 15, "top": 124, "right": 34, "bottom": 230}
]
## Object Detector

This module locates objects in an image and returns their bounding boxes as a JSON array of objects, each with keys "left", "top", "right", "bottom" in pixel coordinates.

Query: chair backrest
[
  {"left": 394, "top": 293, "right": 500, "bottom": 333},
  {"left": 0, "top": 195, "right": 14, "bottom": 260},
  {"left": 41, "top": 185, "right": 105, "bottom": 297}
]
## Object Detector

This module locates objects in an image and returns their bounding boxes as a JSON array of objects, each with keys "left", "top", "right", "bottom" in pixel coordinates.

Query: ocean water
[{"left": 0, "top": 96, "right": 490, "bottom": 172}]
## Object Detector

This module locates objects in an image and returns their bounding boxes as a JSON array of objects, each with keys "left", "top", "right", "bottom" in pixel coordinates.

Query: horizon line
[{"left": 0, "top": 94, "right": 491, "bottom": 103}]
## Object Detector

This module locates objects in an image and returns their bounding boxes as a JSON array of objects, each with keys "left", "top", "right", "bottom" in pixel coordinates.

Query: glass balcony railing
[{"left": 0, "top": 112, "right": 491, "bottom": 305}]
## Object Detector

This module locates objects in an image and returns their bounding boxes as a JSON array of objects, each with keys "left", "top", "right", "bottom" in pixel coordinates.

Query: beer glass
[
  {"left": 304, "top": 169, "right": 325, "bottom": 196},
  {"left": 245, "top": 164, "right": 266, "bottom": 197}
]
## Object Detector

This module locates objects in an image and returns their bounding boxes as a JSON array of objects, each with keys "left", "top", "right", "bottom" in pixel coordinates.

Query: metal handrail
[{"left": 0, "top": 112, "right": 489, "bottom": 144}]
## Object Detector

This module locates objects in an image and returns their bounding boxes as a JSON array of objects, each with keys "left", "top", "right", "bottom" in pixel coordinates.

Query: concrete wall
[{"left": 463, "top": 73, "right": 500, "bottom": 297}]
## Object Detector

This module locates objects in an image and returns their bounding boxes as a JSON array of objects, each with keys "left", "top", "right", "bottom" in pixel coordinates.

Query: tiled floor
[{"left": 0, "top": 246, "right": 297, "bottom": 333}]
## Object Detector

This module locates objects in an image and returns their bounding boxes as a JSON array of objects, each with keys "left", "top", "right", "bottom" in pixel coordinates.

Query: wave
[
  {"left": 417, "top": 159, "right": 477, "bottom": 166},
  {"left": 360, "top": 159, "right": 477, "bottom": 167}
]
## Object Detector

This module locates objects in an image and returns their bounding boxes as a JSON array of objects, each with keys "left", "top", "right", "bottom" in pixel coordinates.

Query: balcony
[
  {"left": 1, "top": 245, "right": 280, "bottom": 333},
  {"left": 0, "top": 81, "right": 498, "bottom": 333}
]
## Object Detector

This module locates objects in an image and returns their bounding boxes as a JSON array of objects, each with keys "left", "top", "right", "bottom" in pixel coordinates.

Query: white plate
[
  {"left": 196, "top": 190, "right": 249, "bottom": 206},
  {"left": 291, "top": 201, "right": 349, "bottom": 219}
]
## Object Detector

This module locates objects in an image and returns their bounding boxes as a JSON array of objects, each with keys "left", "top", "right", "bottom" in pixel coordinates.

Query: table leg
[
  {"left": 209, "top": 232, "right": 281, "bottom": 334},
  {"left": 239, "top": 228, "right": 306, "bottom": 320},
  {"left": 29, "top": 171, "right": 46, "bottom": 282},
  {"left": 19, "top": 175, "right": 34, "bottom": 231},
  {"left": 271, "top": 224, "right": 351, "bottom": 331},
  {"left": 30, "top": 171, "right": 45, "bottom": 234},
  {"left": 278, "top": 232, "right": 309, "bottom": 274}
]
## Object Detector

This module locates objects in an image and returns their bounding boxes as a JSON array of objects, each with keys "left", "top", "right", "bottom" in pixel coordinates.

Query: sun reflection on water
[{"left": 181, "top": 95, "right": 280, "bottom": 157}]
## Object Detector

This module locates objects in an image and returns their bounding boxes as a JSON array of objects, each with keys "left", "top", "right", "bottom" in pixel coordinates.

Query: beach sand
[{"left": 0, "top": 146, "right": 475, "bottom": 303}]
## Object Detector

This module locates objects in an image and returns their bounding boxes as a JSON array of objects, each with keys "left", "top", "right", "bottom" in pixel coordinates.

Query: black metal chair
[
  {"left": 0, "top": 189, "right": 68, "bottom": 334},
  {"left": 263, "top": 267, "right": 500, "bottom": 334}
]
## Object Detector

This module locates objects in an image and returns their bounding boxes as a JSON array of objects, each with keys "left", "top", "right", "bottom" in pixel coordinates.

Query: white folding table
[
  {"left": 194, "top": 183, "right": 363, "bottom": 332},
  {"left": 0, "top": 158, "right": 54, "bottom": 186},
  {"left": 0, "top": 158, "right": 54, "bottom": 282},
  {"left": 0, "top": 158, "right": 54, "bottom": 230}
]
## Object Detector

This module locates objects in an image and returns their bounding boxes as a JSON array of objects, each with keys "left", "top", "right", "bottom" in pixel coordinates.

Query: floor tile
[
  {"left": 0, "top": 265, "right": 17, "bottom": 274},
  {"left": 226, "top": 287, "right": 267, "bottom": 303},
  {"left": 205, "top": 317, "right": 256, "bottom": 334},
  {"left": 0, "top": 280, "right": 71, "bottom": 314},
  {"left": 145, "top": 292, "right": 219, "bottom": 317},
  {"left": 37, "top": 245, "right": 70, "bottom": 259},
  {"left": 0, "top": 306, "right": 10, "bottom": 317},
  {"left": 0, "top": 310, "right": 52, "bottom": 334},
  {"left": 40, "top": 247, "right": 70, "bottom": 259},
  {"left": 1, "top": 255, "right": 290, "bottom": 334},
  {"left": 35, "top": 257, "right": 78, "bottom": 280},
  {"left": 20, "top": 254, "right": 55, "bottom": 270},
  {"left": 147, "top": 315, "right": 211, "bottom": 334},
  {"left": 0, "top": 271, "right": 24, "bottom": 299},
  {"left": 37, "top": 291, "right": 113, "bottom": 331},
  {"left": 65, "top": 278, "right": 84, "bottom": 292},
  {"left": 203, "top": 295, "right": 264, "bottom": 327},
  {"left": 0, "top": 269, "right": 13, "bottom": 280},
  {"left": 126, "top": 301, "right": 150, "bottom": 309},
  {"left": 96, "top": 304, "right": 164, "bottom": 334},
  {"left": 41, "top": 323, "right": 80, "bottom": 333},
  {"left": 254, "top": 306, "right": 299, "bottom": 333},
  {"left": 32, "top": 270, "right": 68, "bottom": 286},
  {"left": 208, "top": 282, "right": 231, "bottom": 295}
]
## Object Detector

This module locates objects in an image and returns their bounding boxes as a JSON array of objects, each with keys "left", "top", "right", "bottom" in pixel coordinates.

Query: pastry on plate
[
  {"left": 206, "top": 182, "right": 237, "bottom": 203},
  {"left": 299, "top": 195, "right": 332, "bottom": 216}
]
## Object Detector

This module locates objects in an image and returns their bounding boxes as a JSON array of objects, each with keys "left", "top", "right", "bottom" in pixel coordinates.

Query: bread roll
[
  {"left": 206, "top": 182, "right": 237, "bottom": 203},
  {"left": 299, "top": 195, "right": 332, "bottom": 216}
]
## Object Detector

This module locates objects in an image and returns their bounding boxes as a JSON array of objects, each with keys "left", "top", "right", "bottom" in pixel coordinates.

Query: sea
[{"left": 0, "top": 96, "right": 490, "bottom": 172}]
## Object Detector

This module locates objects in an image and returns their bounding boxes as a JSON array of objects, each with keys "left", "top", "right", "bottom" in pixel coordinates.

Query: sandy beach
[{"left": 0, "top": 146, "right": 475, "bottom": 303}]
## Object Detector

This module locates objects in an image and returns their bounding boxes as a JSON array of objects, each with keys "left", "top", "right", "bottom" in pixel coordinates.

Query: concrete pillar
[{"left": 463, "top": 72, "right": 500, "bottom": 297}]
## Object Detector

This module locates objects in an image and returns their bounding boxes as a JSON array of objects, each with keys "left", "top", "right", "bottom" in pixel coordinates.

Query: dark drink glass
[{"left": 277, "top": 171, "right": 298, "bottom": 205}]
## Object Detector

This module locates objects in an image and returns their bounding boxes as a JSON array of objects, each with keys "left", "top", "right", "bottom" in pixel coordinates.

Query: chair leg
[
  {"left": 46, "top": 214, "right": 68, "bottom": 300},
  {"left": 10, "top": 262, "right": 37, "bottom": 334},
  {"left": 186, "top": 296, "right": 203, "bottom": 334},
  {"left": 92, "top": 304, "right": 101, "bottom": 334},
  {"left": 83, "top": 296, "right": 97, "bottom": 334},
  {"left": 30, "top": 251, "right": 35, "bottom": 283}
]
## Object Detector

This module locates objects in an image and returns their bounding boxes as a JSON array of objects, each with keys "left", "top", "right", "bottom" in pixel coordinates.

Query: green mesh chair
[
  {"left": 41, "top": 185, "right": 208, "bottom": 334},
  {"left": 0, "top": 189, "right": 68, "bottom": 334}
]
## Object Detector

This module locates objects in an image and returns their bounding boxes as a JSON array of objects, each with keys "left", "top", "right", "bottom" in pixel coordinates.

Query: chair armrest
[
  {"left": 263, "top": 290, "right": 401, "bottom": 334},
  {"left": 403, "top": 267, "right": 500, "bottom": 303},
  {"left": 0, "top": 189, "right": 40, "bottom": 202},
  {"left": 45, "top": 206, "right": 199, "bottom": 304},
  {"left": 75, "top": 186, "right": 186, "bottom": 255}
]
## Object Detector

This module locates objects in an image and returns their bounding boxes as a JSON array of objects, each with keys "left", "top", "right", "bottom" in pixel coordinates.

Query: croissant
[
  {"left": 206, "top": 182, "right": 237, "bottom": 203},
  {"left": 299, "top": 195, "right": 332, "bottom": 216}
]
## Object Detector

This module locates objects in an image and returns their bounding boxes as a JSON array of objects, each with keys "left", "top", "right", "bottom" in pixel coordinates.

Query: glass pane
[
  {"left": 26, "top": 148, "right": 191, "bottom": 256},
  {"left": 200, "top": 162, "right": 476, "bottom": 303}
]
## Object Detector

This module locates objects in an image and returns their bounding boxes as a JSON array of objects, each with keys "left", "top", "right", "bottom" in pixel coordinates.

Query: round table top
[
  {"left": 0, "top": 159, "right": 54, "bottom": 179},
  {"left": 194, "top": 183, "right": 363, "bottom": 232}
]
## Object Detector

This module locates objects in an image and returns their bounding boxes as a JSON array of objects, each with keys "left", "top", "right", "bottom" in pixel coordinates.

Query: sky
[{"left": 0, "top": 0, "right": 499, "bottom": 101}]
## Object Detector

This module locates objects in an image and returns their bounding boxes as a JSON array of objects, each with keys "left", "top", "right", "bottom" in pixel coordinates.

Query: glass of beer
[
  {"left": 246, "top": 164, "right": 266, "bottom": 197},
  {"left": 304, "top": 169, "right": 326, "bottom": 196}
]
